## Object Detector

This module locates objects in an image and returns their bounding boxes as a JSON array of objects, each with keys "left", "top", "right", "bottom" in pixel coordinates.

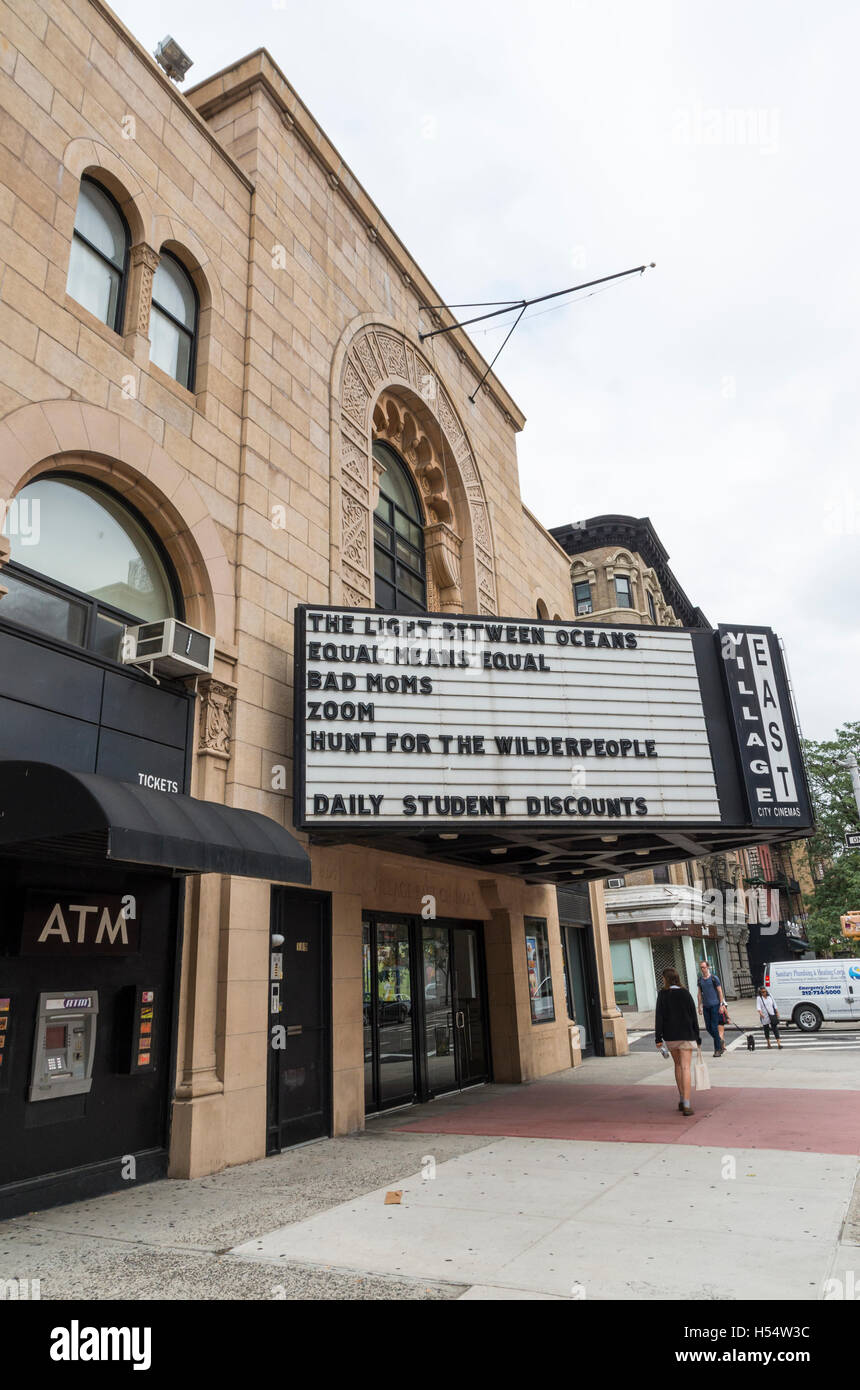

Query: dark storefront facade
[{"left": 0, "top": 522, "right": 309, "bottom": 1218}]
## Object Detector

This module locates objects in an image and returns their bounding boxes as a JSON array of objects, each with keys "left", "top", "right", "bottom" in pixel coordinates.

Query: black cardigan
[{"left": 654, "top": 987, "right": 701, "bottom": 1045}]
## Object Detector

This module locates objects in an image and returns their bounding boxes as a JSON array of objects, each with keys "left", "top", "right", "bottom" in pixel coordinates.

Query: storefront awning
[{"left": 0, "top": 762, "right": 311, "bottom": 883}]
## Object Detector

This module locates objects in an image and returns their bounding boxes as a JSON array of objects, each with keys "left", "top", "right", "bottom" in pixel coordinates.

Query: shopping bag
[{"left": 693, "top": 1045, "right": 711, "bottom": 1091}]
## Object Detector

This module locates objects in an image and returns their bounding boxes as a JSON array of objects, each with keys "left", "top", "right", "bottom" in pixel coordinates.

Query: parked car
[{"left": 764, "top": 958, "right": 860, "bottom": 1031}]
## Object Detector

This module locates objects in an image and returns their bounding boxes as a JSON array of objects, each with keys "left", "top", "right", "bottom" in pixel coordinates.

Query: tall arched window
[
  {"left": 66, "top": 178, "right": 129, "bottom": 332},
  {"left": 373, "top": 442, "right": 426, "bottom": 613},
  {"left": 150, "top": 251, "right": 198, "bottom": 389},
  {"left": 1, "top": 475, "right": 179, "bottom": 660}
]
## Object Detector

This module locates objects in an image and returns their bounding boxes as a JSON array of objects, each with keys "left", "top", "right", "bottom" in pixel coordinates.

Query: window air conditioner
[
  {"left": 122, "top": 618, "right": 214, "bottom": 678},
  {"left": 607, "top": 877, "right": 625, "bottom": 889}
]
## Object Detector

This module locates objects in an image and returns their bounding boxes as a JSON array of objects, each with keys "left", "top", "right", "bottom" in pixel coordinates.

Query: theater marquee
[{"left": 293, "top": 606, "right": 813, "bottom": 882}]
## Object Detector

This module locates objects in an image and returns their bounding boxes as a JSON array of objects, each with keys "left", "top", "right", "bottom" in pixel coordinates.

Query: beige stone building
[
  {"left": 0, "top": 0, "right": 634, "bottom": 1214},
  {"left": 0, "top": 2, "right": 813, "bottom": 1216}
]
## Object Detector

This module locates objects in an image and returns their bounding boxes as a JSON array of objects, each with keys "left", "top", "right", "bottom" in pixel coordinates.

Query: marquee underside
[{"left": 308, "top": 823, "right": 813, "bottom": 884}]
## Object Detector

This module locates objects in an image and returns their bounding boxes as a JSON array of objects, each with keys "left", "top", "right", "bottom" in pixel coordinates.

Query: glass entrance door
[
  {"left": 422, "top": 925, "right": 457, "bottom": 1095},
  {"left": 364, "top": 918, "right": 415, "bottom": 1112},
  {"left": 364, "top": 915, "right": 489, "bottom": 1113}
]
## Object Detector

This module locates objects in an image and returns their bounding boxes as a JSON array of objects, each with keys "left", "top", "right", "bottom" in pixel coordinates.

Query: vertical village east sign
[{"left": 293, "top": 607, "right": 813, "bottom": 882}]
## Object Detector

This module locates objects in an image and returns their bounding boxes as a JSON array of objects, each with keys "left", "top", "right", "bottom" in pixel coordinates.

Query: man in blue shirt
[{"left": 697, "top": 960, "right": 726, "bottom": 1056}]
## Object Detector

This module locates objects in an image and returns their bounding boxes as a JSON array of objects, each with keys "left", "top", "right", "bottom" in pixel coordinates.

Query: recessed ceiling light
[
  {"left": 600, "top": 835, "right": 618, "bottom": 843},
  {"left": 635, "top": 849, "right": 649, "bottom": 856},
  {"left": 439, "top": 833, "right": 458, "bottom": 840},
  {"left": 490, "top": 847, "right": 507, "bottom": 855}
]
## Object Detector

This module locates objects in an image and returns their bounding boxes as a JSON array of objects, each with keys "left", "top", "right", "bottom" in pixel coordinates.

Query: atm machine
[{"left": 28, "top": 992, "right": 99, "bottom": 1103}]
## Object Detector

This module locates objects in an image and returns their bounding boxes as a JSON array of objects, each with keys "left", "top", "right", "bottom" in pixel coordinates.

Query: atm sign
[{"left": 21, "top": 894, "right": 141, "bottom": 955}]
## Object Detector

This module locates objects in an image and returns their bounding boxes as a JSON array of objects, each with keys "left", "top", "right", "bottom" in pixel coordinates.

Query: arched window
[
  {"left": 373, "top": 442, "right": 426, "bottom": 613},
  {"left": 1, "top": 475, "right": 179, "bottom": 660},
  {"left": 66, "top": 178, "right": 129, "bottom": 332},
  {"left": 150, "top": 251, "right": 198, "bottom": 389}
]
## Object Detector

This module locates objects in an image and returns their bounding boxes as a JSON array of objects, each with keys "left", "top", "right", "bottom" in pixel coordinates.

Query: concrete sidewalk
[
  {"left": 1, "top": 1047, "right": 857, "bottom": 1301},
  {"left": 229, "top": 1138, "right": 857, "bottom": 1301}
]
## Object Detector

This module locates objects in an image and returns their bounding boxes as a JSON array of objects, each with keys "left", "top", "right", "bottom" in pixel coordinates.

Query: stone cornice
[{"left": 187, "top": 49, "right": 526, "bottom": 432}]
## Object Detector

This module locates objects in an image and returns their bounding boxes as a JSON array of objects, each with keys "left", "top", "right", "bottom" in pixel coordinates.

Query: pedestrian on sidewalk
[
  {"left": 655, "top": 967, "right": 702, "bottom": 1116},
  {"left": 697, "top": 959, "right": 726, "bottom": 1057},
  {"left": 756, "top": 986, "right": 783, "bottom": 1049}
]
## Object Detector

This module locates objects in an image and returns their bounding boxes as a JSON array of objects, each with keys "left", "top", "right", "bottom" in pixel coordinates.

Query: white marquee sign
[{"left": 295, "top": 609, "right": 724, "bottom": 828}]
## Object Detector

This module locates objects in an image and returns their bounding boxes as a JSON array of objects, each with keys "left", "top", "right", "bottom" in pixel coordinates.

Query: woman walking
[
  {"left": 655, "top": 967, "right": 702, "bottom": 1116},
  {"left": 756, "top": 986, "right": 782, "bottom": 1049}
]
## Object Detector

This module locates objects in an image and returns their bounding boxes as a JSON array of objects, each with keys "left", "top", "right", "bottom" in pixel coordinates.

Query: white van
[{"left": 764, "top": 959, "right": 860, "bottom": 1031}]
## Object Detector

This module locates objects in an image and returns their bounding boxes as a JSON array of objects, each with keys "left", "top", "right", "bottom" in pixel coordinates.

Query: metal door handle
[{"left": 456, "top": 1011, "right": 465, "bottom": 1028}]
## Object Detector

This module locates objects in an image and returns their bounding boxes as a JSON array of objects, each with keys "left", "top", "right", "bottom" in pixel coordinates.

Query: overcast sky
[{"left": 114, "top": 0, "right": 857, "bottom": 741}]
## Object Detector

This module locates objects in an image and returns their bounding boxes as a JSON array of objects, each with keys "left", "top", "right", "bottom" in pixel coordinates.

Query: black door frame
[
  {"left": 363, "top": 912, "right": 492, "bottom": 1114},
  {"left": 560, "top": 920, "right": 604, "bottom": 1058},
  {"left": 561, "top": 922, "right": 599, "bottom": 1058},
  {"left": 267, "top": 887, "right": 332, "bottom": 1153}
]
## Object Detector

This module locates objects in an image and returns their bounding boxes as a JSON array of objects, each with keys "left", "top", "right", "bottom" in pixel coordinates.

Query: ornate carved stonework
[
  {"left": 377, "top": 333, "right": 409, "bottom": 381},
  {"left": 334, "top": 323, "right": 498, "bottom": 614},
  {"left": 130, "top": 243, "right": 160, "bottom": 338},
  {"left": 424, "top": 522, "right": 463, "bottom": 613},
  {"left": 198, "top": 680, "right": 236, "bottom": 758},
  {"left": 342, "top": 359, "right": 370, "bottom": 425}
]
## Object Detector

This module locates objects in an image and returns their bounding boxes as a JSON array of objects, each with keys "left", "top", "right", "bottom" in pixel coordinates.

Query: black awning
[{"left": 0, "top": 762, "right": 311, "bottom": 883}]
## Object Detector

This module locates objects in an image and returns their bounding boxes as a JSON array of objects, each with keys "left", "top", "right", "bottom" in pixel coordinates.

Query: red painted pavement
[{"left": 393, "top": 1083, "right": 860, "bottom": 1155}]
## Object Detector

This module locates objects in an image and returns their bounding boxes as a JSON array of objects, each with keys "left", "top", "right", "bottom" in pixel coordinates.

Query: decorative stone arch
[
  {"left": 0, "top": 401, "right": 234, "bottom": 647},
  {"left": 150, "top": 219, "right": 224, "bottom": 402},
  {"left": 330, "top": 316, "right": 498, "bottom": 615},
  {"left": 570, "top": 557, "right": 597, "bottom": 585},
  {"left": 61, "top": 138, "right": 154, "bottom": 247},
  {"left": 605, "top": 548, "right": 637, "bottom": 574},
  {"left": 151, "top": 216, "right": 225, "bottom": 321}
]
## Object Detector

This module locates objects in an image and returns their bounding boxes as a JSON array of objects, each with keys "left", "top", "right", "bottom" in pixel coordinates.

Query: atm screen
[{"left": 45, "top": 1025, "right": 66, "bottom": 1049}]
